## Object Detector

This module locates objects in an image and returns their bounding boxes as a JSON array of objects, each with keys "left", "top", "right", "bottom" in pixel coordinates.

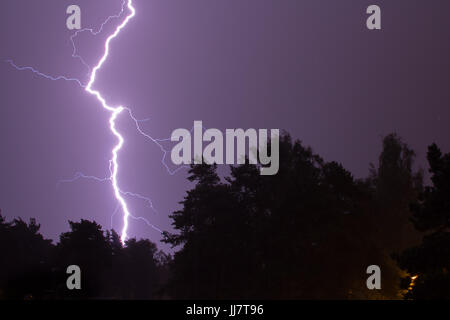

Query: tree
[
  {"left": 164, "top": 134, "right": 395, "bottom": 299},
  {"left": 56, "top": 220, "right": 164, "bottom": 299},
  {"left": 0, "top": 213, "right": 168, "bottom": 300},
  {"left": 361, "top": 134, "right": 423, "bottom": 299},
  {"left": 0, "top": 212, "right": 54, "bottom": 299},
  {"left": 164, "top": 162, "right": 244, "bottom": 298},
  {"left": 121, "top": 238, "right": 159, "bottom": 299},
  {"left": 369, "top": 133, "right": 422, "bottom": 252},
  {"left": 396, "top": 144, "right": 450, "bottom": 299},
  {"left": 56, "top": 220, "right": 112, "bottom": 298}
]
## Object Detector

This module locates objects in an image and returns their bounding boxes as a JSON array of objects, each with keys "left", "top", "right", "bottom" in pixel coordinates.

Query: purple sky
[{"left": 1, "top": 0, "right": 450, "bottom": 251}]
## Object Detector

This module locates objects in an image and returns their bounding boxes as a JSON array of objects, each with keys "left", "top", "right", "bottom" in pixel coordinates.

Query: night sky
[{"left": 1, "top": 0, "right": 450, "bottom": 251}]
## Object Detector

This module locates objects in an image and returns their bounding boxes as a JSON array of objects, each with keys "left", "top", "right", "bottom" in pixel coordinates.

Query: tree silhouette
[
  {"left": 396, "top": 143, "right": 450, "bottom": 299},
  {"left": 56, "top": 220, "right": 164, "bottom": 299},
  {"left": 369, "top": 133, "right": 423, "bottom": 252},
  {"left": 165, "top": 134, "right": 401, "bottom": 298},
  {"left": 361, "top": 134, "right": 423, "bottom": 298},
  {"left": 1, "top": 132, "right": 448, "bottom": 300},
  {"left": 0, "top": 213, "right": 54, "bottom": 299},
  {"left": 121, "top": 238, "right": 159, "bottom": 299},
  {"left": 56, "top": 220, "right": 112, "bottom": 298},
  {"left": 0, "top": 215, "right": 166, "bottom": 299}
]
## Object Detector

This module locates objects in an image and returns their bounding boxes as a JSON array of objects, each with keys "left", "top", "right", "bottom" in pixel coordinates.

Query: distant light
[{"left": 407, "top": 275, "right": 419, "bottom": 293}]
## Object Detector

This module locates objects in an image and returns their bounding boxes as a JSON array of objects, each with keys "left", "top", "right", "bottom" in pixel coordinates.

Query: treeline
[
  {"left": 0, "top": 218, "right": 171, "bottom": 299},
  {"left": 1, "top": 133, "right": 449, "bottom": 299},
  {"left": 162, "top": 133, "right": 449, "bottom": 299}
]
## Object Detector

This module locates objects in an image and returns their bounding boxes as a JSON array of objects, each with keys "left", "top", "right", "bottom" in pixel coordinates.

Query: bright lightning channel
[
  {"left": 83, "top": 0, "right": 136, "bottom": 244},
  {"left": 70, "top": 0, "right": 128, "bottom": 75},
  {"left": 6, "top": 0, "right": 182, "bottom": 245}
]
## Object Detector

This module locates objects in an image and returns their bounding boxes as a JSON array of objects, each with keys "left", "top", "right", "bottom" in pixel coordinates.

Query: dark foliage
[
  {"left": 396, "top": 144, "right": 450, "bottom": 299},
  {"left": 0, "top": 215, "right": 54, "bottom": 299},
  {"left": 0, "top": 216, "right": 167, "bottom": 299},
  {"left": 2, "top": 133, "right": 449, "bottom": 300},
  {"left": 164, "top": 133, "right": 422, "bottom": 299}
]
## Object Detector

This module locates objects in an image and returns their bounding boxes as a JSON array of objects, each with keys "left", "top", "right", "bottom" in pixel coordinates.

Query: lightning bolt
[
  {"left": 70, "top": 0, "right": 128, "bottom": 75},
  {"left": 80, "top": 0, "right": 136, "bottom": 244},
  {"left": 6, "top": 0, "right": 192, "bottom": 245},
  {"left": 6, "top": 59, "right": 85, "bottom": 88}
]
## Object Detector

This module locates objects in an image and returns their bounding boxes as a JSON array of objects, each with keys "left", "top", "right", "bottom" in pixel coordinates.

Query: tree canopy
[
  {"left": 163, "top": 133, "right": 423, "bottom": 299},
  {"left": 2, "top": 132, "right": 449, "bottom": 300}
]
